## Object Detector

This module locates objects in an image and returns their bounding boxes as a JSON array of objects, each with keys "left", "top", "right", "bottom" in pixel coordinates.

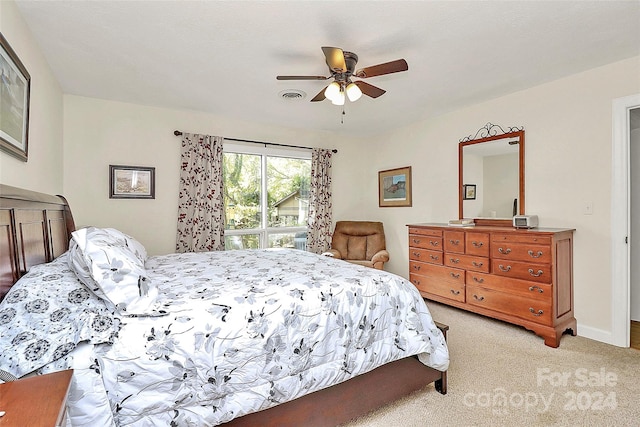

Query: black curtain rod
[{"left": 173, "top": 130, "right": 337, "bottom": 154}]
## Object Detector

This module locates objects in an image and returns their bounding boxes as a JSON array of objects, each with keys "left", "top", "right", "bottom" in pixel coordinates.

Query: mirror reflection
[{"left": 458, "top": 125, "right": 524, "bottom": 221}]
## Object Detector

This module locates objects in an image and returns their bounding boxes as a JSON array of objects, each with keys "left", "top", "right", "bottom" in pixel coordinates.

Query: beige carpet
[{"left": 343, "top": 302, "right": 640, "bottom": 427}]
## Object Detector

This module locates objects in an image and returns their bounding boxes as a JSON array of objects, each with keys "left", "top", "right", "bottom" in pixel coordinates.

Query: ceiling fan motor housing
[
  {"left": 343, "top": 52, "right": 358, "bottom": 74},
  {"left": 276, "top": 47, "right": 407, "bottom": 102}
]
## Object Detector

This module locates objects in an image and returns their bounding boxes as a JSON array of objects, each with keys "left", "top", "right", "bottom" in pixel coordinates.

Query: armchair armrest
[
  {"left": 322, "top": 249, "right": 343, "bottom": 259},
  {"left": 370, "top": 250, "right": 390, "bottom": 269},
  {"left": 371, "top": 249, "right": 390, "bottom": 265}
]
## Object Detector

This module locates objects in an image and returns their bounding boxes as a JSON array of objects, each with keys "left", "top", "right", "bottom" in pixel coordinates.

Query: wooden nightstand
[{"left": 0, "top": 369, "right": 73, "bottom": 427}]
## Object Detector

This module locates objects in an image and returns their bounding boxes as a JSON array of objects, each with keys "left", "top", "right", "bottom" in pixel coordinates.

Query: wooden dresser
[{"left": 407, "top": 223, "right": 576, "bottom": 347}]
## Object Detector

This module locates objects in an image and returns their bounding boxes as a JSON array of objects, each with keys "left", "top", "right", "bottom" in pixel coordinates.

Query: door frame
[{"left": 611, "top": 93, "right": 640, "bottom": 347}]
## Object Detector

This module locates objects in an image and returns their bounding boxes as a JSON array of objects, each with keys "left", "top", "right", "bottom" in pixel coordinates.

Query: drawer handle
[
  {"left": 450, "top": 289, "right": 460, "bottom": 296},
  {"left": 472, "top": 261, "right": 484, "bottom": 267},
  {"left": 412, "top": 264, "right": 421, "bottom": 271},
  {"left": 473, "top": 294, "right": 485, "bottom": 301},
  {"left": 430, "top": 241, "right": 440, "bottom": 247},
  {"left": 472, "top": 241, "right": 484, "bottom": 247},
  {"left": 450, "top": 258, "right": 460, "bottom": 264},
  {"left": 412, "top": 279, "right": 421, "bottom": 285},
  {"left": 449, "top": 239, "right": 460, "bottom": 245},
  {"left": 498, "top": 264, "right": 512, "bottom": 272},
  {"left": 529, "top": 307, "right": 544, "bottom": 317},
  {"left": 498, "top": 247, "right": 512, "bottom": 255},
  {"left": 473, "top": 276, "right": 484, "bottom": 283},
  {"left": 529, "top": 285, "right": 544, "bottom": 293},
  {"left": 430, "top": 255, "right": 440, "bottom": 261},
  {"left": 528, "top": 269, "right": 544, "bottom": 277},
  {"left": 412, "top": 252, "right": 421, "bottom": 258},
  {"left": 450, "top": 272, "right": 461, "bottom": 279},
  {"left": 412, "top": 238, "right": 421, "bottom": 244},
  {"left": 528, "top": 250, "right": 543, "bottom": 258}
]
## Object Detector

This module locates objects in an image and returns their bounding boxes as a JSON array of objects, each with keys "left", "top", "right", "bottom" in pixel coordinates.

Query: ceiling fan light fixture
[
  {"left": 324, "top": 82, "right": 341, "bottom": 101},
  {"left": 346, "top": 82, "right": 362, "bottom": 102},
  {"left": 331, "top": 90, "right": 345, "bottom": 106}
]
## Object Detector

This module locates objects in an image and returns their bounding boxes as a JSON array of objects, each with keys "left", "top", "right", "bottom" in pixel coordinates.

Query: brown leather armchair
[{"left": 323, "top": 221, "right": 389, "bottom": 270}]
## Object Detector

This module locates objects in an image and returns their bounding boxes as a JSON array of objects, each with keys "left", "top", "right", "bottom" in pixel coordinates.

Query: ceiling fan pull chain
[{"left": 341, "top": 106, "right": 346, "bottom": 124}]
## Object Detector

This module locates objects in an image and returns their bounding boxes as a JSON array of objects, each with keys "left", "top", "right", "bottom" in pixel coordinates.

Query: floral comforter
[
  {"left": 95, "top": 248, "right": 448, "bottom": 425},
  {"left": 0, "top": 248, "right": 448, "bottom": 426}
]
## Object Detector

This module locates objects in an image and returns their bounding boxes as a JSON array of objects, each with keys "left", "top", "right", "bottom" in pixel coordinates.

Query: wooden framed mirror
[{"left": 458, "top": 123, "right": 525, "bottom": 226}]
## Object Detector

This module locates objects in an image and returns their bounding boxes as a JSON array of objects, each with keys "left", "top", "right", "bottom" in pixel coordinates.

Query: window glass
[
  {"left": 224, "top": 234, "right": 260, "bottom": 250},
  {"left": 223, "top": 147, "right": 311, "bottom": 251},
  {"left": 267, "top": 231, "right": 309, "bottom": 250},
  {"left": 223, "top": 153, "right": 261, "bottom": 230},
  {"left": 267, "top": 157, "right": 311, "bottom": 228}
]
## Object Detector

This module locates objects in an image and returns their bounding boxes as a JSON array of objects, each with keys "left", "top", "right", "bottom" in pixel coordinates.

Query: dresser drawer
[
  {"left": 409, "top": 248, "right": 443, "bottom": 265},
  {"left": 491, "top": 233, "right": 551, "bottom": 246},
  {"left": 408, "top": 227, "right": 442, "bottom": 237},
  {"left": 410, "top": 259, "right": 444, "bottom": 278},
  {"left": 444, "top": 253, "right": 489, "bottom": 273},
  {"left": 409, "top": 234, "right": 444, "bottom": 251},
  {"left": 443, "top": 231, "right": 465, "bottom": 254},
  {"left": 491, "top": 242, "right": 551, "bottom": 263},
  {"left": 466, "top": 284, "right": 552, "bottom": 325},
  {"left": 409, "top": 262, "right": 464, "bottom": 285},
  {"left": 410, "top": 273, "right": 465, "bottom": 302},
  {"left": 466, "top": 271, "right": 552, "bottom": 301},
  {"left": 491, "top": 259, "right": 551, "bottom": 283},
  {"left": 465, "top": 232, "right": 490, "bottom": 257},
  {"left": 409, "top": 236, "right": 443, "bottom": 251}
]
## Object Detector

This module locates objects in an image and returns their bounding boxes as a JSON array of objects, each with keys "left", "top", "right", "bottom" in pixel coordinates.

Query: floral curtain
[
  {"left": 176, "top": 133, "right": 225, "bottom": 252},
  {"left": 306, "top": 148, "right": 333, "bottom": 254}
]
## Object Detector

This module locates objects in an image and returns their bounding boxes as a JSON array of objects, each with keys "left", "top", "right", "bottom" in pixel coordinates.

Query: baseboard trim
[{"left": 576, "top": 323, "right": 621, "bottom": 347}]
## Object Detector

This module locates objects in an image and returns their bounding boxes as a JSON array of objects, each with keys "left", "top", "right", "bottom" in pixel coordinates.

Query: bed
[{"left": 0, "top": 184, "right": 449, "bottom": 426}]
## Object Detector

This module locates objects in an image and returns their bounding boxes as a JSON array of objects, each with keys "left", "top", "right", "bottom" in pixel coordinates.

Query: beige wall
[
  {"left": 0, "top": 0, "right": 64, "bottom": 193},
  {"left": 361, "top": 56, "right": 640, "bottom": 342},
  {"left": 62, "top": 95, "right": 363, "bottom": 255}
]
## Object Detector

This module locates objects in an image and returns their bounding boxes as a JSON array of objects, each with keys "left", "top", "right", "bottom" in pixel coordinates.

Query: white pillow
[
  {"left": 87, "top": 227, "right": 148, "bottom": 263},
  {"left": 69, "top": 227, "right": 159, "bottom": 316}
]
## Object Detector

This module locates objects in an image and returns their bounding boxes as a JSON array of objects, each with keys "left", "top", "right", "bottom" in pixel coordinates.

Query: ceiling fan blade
[
  {"left": 355, "top": 59, "right": 408, "bottom": 78},
  {"left": 276, "top": 75, "right": 329, "bottom": 80},
  {"left": 354, "top": 81, "right": 386, "bottom": 98},
  {"left": 310, "top": 87, "right": 327, "bottom": 102},
  {"left": 321, "top": 47, "right": 347, "bottom": 73}
]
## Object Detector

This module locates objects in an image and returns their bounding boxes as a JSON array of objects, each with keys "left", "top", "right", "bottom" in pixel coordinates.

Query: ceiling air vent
[{"left": 279, "top": 89, "right": 306, "bottom": 101}]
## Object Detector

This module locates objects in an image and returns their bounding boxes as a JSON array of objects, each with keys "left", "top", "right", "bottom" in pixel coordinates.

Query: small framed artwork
[
  {"left": 0, "top": 33, "right": 30, "bottom": 162},
  {"left": 109, "top": 165, "right": 155, "bottom": 199},
  {"left": 463, "top": 184, "right": 476, "bottom": 200},
  {"left": 379, "top": 166, "right": 412, "bottom": 207}
]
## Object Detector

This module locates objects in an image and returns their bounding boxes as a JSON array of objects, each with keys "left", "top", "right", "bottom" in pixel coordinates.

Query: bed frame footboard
[
  {"left": 225, "top": 323, "right": 448, "bottom": 427},
  {"left": 224, "top": 357, "right": 446, "bottom": 427}
]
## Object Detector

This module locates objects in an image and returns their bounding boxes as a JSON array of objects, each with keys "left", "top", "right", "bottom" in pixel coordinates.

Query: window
[{"left": 223, "top": 143, "right": 311, "bottom": 251}]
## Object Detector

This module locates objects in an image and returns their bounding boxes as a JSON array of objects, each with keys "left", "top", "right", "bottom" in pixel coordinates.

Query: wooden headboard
[{"left": 0, "top": 184, "right": 75, "bottom": 300}]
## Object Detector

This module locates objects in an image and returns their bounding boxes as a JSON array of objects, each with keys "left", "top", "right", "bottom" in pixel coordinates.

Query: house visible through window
[{"left": 223, "top": 143, "right": 311, "bottom": 251}]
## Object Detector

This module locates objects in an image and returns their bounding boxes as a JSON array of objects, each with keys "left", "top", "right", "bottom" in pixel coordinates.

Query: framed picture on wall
[
  {"left": 109, "top": 165, "right": 156, "bottom": 199},
  {"left": 0, "top": 33, "right": 30, "bottom": 162},
  {"left": 463, "top": 184, "right": 476, "bottom": 200},
  {"left": 378, "top": 166, "right": 412, "bottom": 207}
]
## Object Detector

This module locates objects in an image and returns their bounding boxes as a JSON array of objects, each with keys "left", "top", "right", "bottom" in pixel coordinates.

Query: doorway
[
  {"left": 612, "top": 94, "right": 640, "bottom": 348},
  {"left": 630, "top": 108, "right": 640, "bottom": 350}
]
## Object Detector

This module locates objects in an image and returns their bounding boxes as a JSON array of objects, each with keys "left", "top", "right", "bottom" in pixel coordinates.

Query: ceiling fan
[{"left": 276, "top": 47, "right": 408, "bottom": 105}]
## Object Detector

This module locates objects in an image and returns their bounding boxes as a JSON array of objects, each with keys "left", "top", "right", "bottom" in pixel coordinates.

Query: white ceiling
[{"left": 15, "top": 1, "right": 640, "bottom": 137}]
